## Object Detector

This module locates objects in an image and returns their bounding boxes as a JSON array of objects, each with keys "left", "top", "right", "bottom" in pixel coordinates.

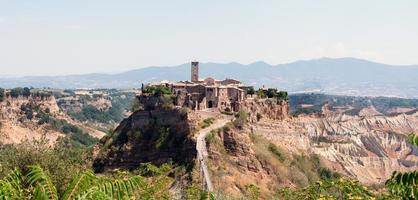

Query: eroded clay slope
[{"left": 255, "top": 108, "right": 418, "bottom": 184}]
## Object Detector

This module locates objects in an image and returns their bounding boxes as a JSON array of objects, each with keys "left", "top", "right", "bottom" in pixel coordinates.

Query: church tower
[{"left": 191, "top": 61, "right": 199, "bottom": 82}]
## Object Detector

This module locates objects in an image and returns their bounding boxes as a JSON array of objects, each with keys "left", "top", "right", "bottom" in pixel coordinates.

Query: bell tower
[{"left": 191, "top": 61, "right": 199, "bottom": 82}]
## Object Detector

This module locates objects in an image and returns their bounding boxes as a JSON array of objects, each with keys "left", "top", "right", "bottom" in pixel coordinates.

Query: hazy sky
[{"left": 1, "top": 0, "right": 418, "bottom": 76}]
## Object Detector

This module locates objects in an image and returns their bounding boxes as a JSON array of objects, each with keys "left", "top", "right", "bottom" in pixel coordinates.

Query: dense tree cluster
[
  {"left": 257, "top": 88, "right": 288, "bottom": 100},
  {"left": 8, "top": 87, "right": 31, "bottom": 98},
  {"left": 142, "top": 85, "right": 172, "bottom": 96}
]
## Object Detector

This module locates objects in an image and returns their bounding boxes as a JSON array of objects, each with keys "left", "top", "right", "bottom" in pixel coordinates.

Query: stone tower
[{"left": 191, "top": 61, "right": 199, "bottom": 82}]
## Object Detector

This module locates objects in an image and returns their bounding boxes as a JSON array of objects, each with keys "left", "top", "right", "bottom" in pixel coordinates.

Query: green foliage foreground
[
  {"left": 0, "top": 140, "right": 173, "bottom": 200},
  {"left": 276, "top": 178, "right": 376, "bottom": 200},
  {"left": 0, "top": 164, "right": 173, "bottom": 200},
  {"left": 384, "top": 133, "right": 418, "bottom": 199},
  {"left": 0, "top": 165, "right": 155, "bottom": 200}
]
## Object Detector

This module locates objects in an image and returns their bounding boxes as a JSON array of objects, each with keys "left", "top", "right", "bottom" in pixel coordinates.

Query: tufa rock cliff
[
  {"left": 93, "top": 95, "right": 197, "bottom": 172},
  {"left": 242, "top": 98, "right": 289, "bottom": 121}
]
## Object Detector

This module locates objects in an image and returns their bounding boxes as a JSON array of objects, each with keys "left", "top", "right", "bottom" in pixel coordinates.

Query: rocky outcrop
[
  {"left": 93, "top": 96, "right": 196, "bottom": 172},
  {"left": 242, "top": 98, "right": 289, "bottom": 121},
  {"left": 0, "top": 96, "right": 62, "bottom": 144},
  {"left": 221, "top": 126, "right": 261, "bottom": 173}
]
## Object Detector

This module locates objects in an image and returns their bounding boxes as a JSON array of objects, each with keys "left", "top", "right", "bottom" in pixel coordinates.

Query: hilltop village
[{"left": 144, "top": 61, "right": 288, "bottom": 112}]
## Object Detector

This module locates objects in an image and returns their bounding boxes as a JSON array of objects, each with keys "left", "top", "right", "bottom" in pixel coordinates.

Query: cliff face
[
  {"left": 304, "top": 111, "right": 418, "bottom": 184},
  {"left": 0, "top": 96, "right": 105, "bottom": 145},
  {"left": 242, "top": 98, "right": 289, "bottom": 121},
  {"left": 0, "top": 96, "right": 63, "bottom": 144},
  {"left": 93, "top": 106, "right": 197, "bottom": 172},
  {"left": 255, "top": 107, "right": 418, "bottom": 184}
]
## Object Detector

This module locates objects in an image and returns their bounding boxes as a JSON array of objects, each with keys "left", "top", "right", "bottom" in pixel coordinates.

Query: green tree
[
  {"left": 277, "top": 91, "right": 288, "bottom": 100},
  {"left": 10, "top": 87, "right": 24, "bottom": 98},
  {"left": 266, "top": 88, "right": 278, "bottom": 98},
  {"left": 247, "top": 87, "right": 255, "bottom": 96},
  {"left": 143, "top": 85, "right": 172, "bottom": 96},
  {"left": 23, "top": 87, "right": 31, "bottom": 97},
  {"left": 257, "top": 90, "right": 266, "bottom": 99}
]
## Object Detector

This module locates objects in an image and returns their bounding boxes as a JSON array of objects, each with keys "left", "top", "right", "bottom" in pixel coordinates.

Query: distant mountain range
[{"left": 1, "top": 57, "right": 417, "bottom": 98}]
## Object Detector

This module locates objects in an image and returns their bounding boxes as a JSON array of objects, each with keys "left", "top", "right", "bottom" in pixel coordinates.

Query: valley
[{"left": 0, "top": 85, "right": 417, "bottom": 199}]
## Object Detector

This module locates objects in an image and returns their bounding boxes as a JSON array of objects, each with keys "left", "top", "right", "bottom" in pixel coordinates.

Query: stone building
[{"left": 165, "top": 61, "right": 249, "bottom": 111}]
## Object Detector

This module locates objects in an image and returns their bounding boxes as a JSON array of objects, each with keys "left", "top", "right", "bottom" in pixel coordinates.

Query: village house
[{"left": 151, "top": 61, "right": 250, "bottom": 112}]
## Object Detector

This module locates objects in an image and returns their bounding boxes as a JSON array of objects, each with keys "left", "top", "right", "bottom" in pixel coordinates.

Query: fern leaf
[
  {"left": 74, "top": 187, "right": 110, "bottom": 200},
  {"left": 97, "top": 176, "right": 145, "bottom": 199},
  {"left": 26, "top": 165, "right": 58, "bottom": 200},
  {"left": 61, "top": 170, "right": 99, "bottom": 200},
  {"left": 0, "top": 168, "right": 25, "bottom": 199}
]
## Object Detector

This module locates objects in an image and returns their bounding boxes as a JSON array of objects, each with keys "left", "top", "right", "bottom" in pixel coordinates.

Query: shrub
[
  {"left": 205, "top": 130, "right": 218, "bottom": 144},
  {"left": 266, "top": 88, "right": 278, "bottom": 98},
  {"left": 275, "top": 178, "right": 375, "bottom": 200},
  {"left": 233, "top": 109, "right": 248, "bottom": 129},
  {"left": 0, "top": 139, "right": 93, "bottom": 194},
  {"left": 244, "top": 184, "right": 261, "bottom": 200},
  {"left": 256, "top": 113, "right": 262, "bottom": 121},
  {"left": 201, "top": 117, "right": 215, "bottom": 129},
  {"left": 257, "top": 90, "right": 266, "bottom": 99},
  {"left": 277, "top": 91, "right": 288, "bottom": 99},
  {"left": 319, "top": 167, "right": 340, "bottom": 180},
  {"left": 268, "top": 143, "right": 286, "bottom": 162},
  {"left": 291, "top": 154, "right": 321, "bottom": 184},
  {"left": 184, "top": 185, "right": 211, "bottom": 200},
  {"left": 0, "top": 88, "right": 4, "bottom": 102},
  {"left": 143, "top": 85, "right": 172, "bottom": 96},
  {"left": 37, "top": 112, "right": 51, "bottom": 125}
]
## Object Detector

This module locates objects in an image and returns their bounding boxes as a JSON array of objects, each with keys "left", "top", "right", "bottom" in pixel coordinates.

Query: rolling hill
[{"left": 1, "top": 57, "right": 417, "bottom": 98}]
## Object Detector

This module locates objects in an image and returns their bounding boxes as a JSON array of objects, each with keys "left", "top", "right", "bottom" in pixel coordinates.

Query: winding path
[{"left": 196, "top": 115, "right": 232, "bottom": 192}]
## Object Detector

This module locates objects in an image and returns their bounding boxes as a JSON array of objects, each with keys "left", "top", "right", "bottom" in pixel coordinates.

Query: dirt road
[{"left": 196, "top": 115, "right": 232, "bottom": 192}]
